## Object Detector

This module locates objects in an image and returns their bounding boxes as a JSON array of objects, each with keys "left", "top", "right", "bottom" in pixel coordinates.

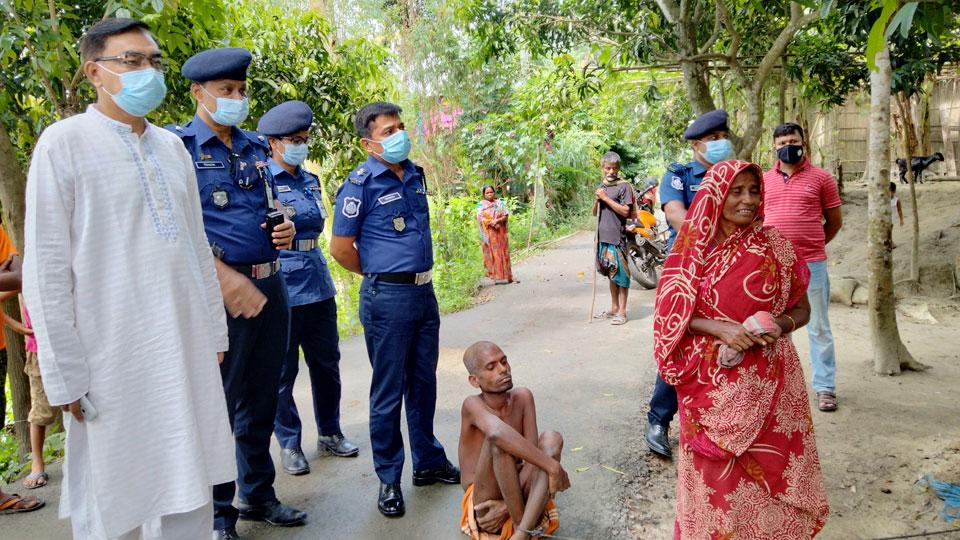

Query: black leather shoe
[
  {"left": 280, "top": 448, "right": 310, "bottom": 475},
  {"left": 212, "top": 527, "right": 241, "bottom": 540},
  {"left": 645, "top": 421, "right": 672, "bottom": 458},
  {"left": 318, "top": 434, "right": 359, "bottom": 457},
  {"left": 378, "top": 482, "right": 405, "bottom": 517},
  {"left": 238, "top": 500, "right": 307, "bottom": 526},
  {"left": 412, "top": 460, "right": 460, "bottom": 486}
]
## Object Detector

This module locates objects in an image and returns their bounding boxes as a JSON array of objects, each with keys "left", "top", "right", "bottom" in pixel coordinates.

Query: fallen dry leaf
[{"left": 601, "top": 464, "right": 626, "bottom": 475}]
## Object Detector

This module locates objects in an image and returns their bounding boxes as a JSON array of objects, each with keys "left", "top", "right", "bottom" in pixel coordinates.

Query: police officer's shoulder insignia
[
  {"left": 212, "top": 188, "right": 229, "bottom": 209},
  {"left": 671, "top": 176, "right": 684, "bottom": 190},
  {"left": 342, "top": 196, "right": 361, "bottom": 218},
  {"left": 349, "top": 167, "right": 370, "bottom": 186},
  {"left": 667, "top": 162, "right": 686, "bottom": 174}
]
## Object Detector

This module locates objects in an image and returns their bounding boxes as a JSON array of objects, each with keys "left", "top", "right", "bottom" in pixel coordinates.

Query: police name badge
[
  {"left": 342, "top": 197, "right": 361, "bottom": 218},
  {"left": 378, "top": 192, "right": 402, "bottom": 205},
  {"left": 277, "top": 185, "right": 292, "bottom": 193},
  {"left": 670, "top": 176, "right": 683, "bottom": 190},
  {"left": 196, "top": 161, "right": 224, "bottom": 169},
  {"left": 392, "top": 216, "right": 406, "bottom": 232},
  {"left": 212, "top": 189, "right": 229, "bottom": 209}
]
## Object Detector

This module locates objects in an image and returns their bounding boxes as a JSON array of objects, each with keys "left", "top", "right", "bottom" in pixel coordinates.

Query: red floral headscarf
[{"left": 652, "top": 159, "right": 765, "bottom": 382}]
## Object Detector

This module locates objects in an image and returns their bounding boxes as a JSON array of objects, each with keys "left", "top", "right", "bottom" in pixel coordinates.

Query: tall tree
[
  {"left": 864, "top": 0, "right": 928, "bottom": 375},
  {"left": 457, "top": 0, "right": 822, "bottom": 157}
]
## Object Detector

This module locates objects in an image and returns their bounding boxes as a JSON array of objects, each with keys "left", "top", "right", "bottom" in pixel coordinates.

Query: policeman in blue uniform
[
  {"left": 256, "top": 101, "right": 360, "bottom": 477},
  {"left": 645, "top": 108, "right": 735, "bottom": 460},
  {"left": 330, "top": 102, "right": 459, "bottom": 518},
  {"left": 166, "top": 48, "right": 306, "bottom": 540}
]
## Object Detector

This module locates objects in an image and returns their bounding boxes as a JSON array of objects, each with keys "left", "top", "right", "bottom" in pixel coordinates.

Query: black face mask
[{"left": 777, "top": 144, "right": 804, "bottom": 164}]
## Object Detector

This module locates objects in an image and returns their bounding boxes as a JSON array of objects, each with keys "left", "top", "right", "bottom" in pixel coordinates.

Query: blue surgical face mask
[
  {"left": 281, "top": 142, "right": 309, "bottom": 166},
  {"left": 701, "top": 138, "right": 735, "bottom": 164},
  {"left": 98, "top": 65, "right": 167, "bottom": 117},
  {"left": 201, "top": 86, "right": 249, "bottom": 126},
  {"left": 368, "top": 130, "right": 411, "bottom": 164}
]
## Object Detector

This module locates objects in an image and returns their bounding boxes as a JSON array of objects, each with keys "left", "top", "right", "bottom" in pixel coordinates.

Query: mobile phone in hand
[{"left": 79, "top": 395, "right": 98, "bottom": 421}]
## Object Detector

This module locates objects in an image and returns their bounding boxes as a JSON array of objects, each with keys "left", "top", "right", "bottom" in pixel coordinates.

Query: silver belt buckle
[
  {"left": 295, "top": 239, "right": 317, "bottom": 251},
  {"left": 414, "top": 269, "right": 433, "bottom": 286},
  {"left": 251, "top": 260, "right": 279, "bottom": 279}
]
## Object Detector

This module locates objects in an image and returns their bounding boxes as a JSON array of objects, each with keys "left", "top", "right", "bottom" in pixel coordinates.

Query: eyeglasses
[
  {"left": 279, "top": 136, "right": 309, "bottom": 145},
  {"left": 95, "top": 51, "right": 167, "bottom": 73}
]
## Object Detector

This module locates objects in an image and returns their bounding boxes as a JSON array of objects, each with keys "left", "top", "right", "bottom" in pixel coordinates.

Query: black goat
[{"left": 896, "top": 152, "right": 944, "bottom": 184}]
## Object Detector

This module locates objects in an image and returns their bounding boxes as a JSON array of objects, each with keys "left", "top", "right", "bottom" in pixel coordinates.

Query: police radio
[{"left": 258, "top": 162, "right": 285, "bottom": 232}]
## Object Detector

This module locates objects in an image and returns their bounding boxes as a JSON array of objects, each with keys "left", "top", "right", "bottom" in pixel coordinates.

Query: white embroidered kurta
[{"left": 22, "top": 105, "right": 236, "bottom": 537}]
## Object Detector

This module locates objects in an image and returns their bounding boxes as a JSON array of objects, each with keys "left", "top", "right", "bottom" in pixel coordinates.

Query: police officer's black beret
[
  {"left": 257, "top": 100, "right": 313, "bottom": 136},
  {"left": 683, "top": 109, "right": 730, "bottom": 140},
  {"left": 181, "top": 47, "right": 252, "bottom": 82}
]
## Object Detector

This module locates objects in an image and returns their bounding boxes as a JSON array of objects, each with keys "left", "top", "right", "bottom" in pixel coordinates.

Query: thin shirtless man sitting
[{"left": 458, "top": 341, "right": 571, "bottom": 540}]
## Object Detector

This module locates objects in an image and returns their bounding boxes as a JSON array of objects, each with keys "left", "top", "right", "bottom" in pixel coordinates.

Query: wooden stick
[{"left": 589, "top": 215, "right": 599, "bottom": 323}]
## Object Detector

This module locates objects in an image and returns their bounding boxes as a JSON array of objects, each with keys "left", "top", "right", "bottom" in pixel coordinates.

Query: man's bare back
[{"left": 457, "top": 341, "right": 570, "bottom": 540}]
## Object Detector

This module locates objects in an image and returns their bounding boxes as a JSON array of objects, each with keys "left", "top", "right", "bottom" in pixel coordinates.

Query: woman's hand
[{"left": 714, "top": 321, "right": 764, "bottom": 352}]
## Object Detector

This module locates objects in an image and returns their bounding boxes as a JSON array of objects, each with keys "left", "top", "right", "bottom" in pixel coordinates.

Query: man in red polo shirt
[{"left": 763, "top": 123, "right": 843, "bottom": 412}]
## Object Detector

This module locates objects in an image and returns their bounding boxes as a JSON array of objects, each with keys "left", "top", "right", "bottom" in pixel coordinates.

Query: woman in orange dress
[
  {"left": 653, "top": 160, "right": 829, "bottom": 539},
  {"left": 476, "top": 186, "right": 513, "bottom": 284}
]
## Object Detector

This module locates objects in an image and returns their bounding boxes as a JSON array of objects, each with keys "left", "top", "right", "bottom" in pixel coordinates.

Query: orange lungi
[{"left": 460, "top": 483, "right": 559, "bottom": 540}]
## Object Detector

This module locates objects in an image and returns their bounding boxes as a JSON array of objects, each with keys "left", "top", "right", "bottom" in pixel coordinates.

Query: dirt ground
[{"left": 2, "top": 186, "right": 959, "bottom": 539}]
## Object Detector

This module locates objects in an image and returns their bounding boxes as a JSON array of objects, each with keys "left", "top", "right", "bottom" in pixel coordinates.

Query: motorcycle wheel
[{"left": 627, "top": 243, "right": 660, "bottom": 290}]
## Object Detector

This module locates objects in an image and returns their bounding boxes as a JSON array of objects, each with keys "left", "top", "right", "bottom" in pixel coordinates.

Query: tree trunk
[
  {"left": 895, "top": 93, "right": 921, "bottom": 284},
  {"left": 0, "top": 125, "right": 31, "bottom": 456},
  {"left": 737, "top": 81, "right": 765, "bottom": 160},
  {"left": 679, "top": 59, "right": 715, "bottom": 116},
  {"left": 866, "top": 47, "right": 925, "bottom": 375}
]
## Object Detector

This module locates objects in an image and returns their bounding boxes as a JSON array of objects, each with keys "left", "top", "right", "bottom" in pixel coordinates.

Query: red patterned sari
[
  {"left": 653, "top": 160, "right": 829, "bottom": 539},
  {"left": 477, "top": 198, "right": 513, "bottom": 282}
]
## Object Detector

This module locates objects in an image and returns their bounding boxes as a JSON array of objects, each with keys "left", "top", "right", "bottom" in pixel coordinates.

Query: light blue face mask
[
  {"left": 99, "top": 65, "right": 167, "bottom": 117},
  {"left": 281, "top": 142, "right": 308, "bottom": 166},
  {"left": 701, "top": 138, "right": 735, "bottom": 164},
  {"left": 202, "top": 86, "right": 249, "bottom": 126},
  {"left": 369, "top": 130, "right": 411, "bottom": 164}
]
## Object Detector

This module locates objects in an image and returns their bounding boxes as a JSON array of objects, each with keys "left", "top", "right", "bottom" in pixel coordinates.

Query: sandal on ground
[
  {"left": 22, "top": 471, "right": 49, "bottom": 489},
  {"left": 610, "top": 314, "right": 628, "bottom": 325},
  {"left": 0, "top": 493, "right": 45, "bottom": 514},
  {"left": 594, "top": 311, "right": 614, "bottom": 319},
  {"left": 817, "top": 391, "right": 838, "bottom": 412}
]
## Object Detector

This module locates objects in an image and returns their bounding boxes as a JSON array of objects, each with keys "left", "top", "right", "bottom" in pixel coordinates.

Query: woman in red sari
[
  {"left": 476, "top": 186, "right": 513, "bottom": 284},
  {"left": 653, "top": 160, "right": 829, "bottom": 539}
]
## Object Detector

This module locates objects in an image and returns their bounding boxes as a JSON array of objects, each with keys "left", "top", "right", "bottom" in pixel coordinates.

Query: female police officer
[{"left": 257, "top": 100, "right": 359, "bottom": 477}]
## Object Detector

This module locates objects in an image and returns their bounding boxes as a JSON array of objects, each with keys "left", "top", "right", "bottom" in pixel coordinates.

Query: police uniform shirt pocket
[{"left": 371, "top": 192, "right": 410, "bottom": 234}]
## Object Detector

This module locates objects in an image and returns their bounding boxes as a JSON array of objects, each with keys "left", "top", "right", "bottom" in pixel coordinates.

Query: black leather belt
[
  {"left": 230, "top": 260, "right": 280, "bottom": 279},
  {"left": 367, "top": 269, "right": 433, "bottom": 285}
]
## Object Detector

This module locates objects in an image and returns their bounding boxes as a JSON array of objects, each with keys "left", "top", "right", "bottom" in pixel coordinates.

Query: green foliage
[{"left": 788, "top": 0, "right": 960, "bottom": 107}]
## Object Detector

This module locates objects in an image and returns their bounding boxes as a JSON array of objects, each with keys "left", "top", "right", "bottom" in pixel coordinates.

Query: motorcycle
[{"left": 624, "top": 209, "right": 667, "bottom": 290}]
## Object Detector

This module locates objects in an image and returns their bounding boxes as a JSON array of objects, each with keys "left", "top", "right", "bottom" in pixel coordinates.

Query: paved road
[{"left": 2, "top": 231, "right": 663, "bottom": 539}]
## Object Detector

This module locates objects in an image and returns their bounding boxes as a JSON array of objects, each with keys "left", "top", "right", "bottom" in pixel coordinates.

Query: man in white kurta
[{"left": 22, "top": 18, "right": 235, "bottom": 539}]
